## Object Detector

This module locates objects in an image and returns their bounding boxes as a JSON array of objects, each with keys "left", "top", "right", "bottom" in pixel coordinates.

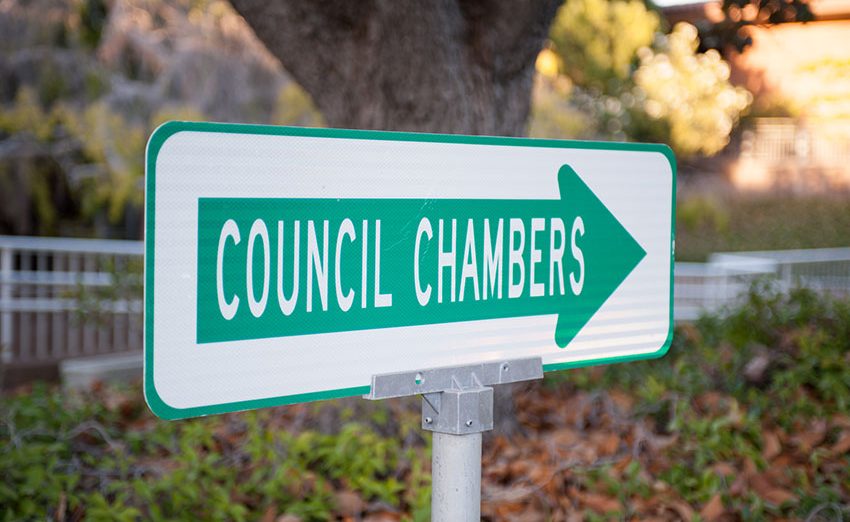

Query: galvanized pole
[
  {"left": 364, "top": 357, "right": 543, "bottom": 521},
  {"left": 431, "top": 432, "right": 482, "bottom": 521}
]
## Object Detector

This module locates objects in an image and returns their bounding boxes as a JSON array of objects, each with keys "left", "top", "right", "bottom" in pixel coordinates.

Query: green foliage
[
  {"left": 77, "top": 0, "right": 109, "bottom": 49},
  {"left": 578, "top": 285, "right": 850, "bottom": 421},
  {"left": 0, "top": 0, "right": 333, "bottom": 238},
  {"left": 549, "top": 0, "right": 659, "bottom": 94},
  {"left": 2, "top": 285, "right": 849, "bottom": 519},
  {"left": 273, "top": 84, "right": 325, "bottom": 128},
  {"left": 64, "top": 102, "right": 148, "bottom": 222},
  {"left": 0, "top": 386, "right": 428, "bottom": 521},
  {"left": 538, "top": 0, "right": 752, "bottom": 158},
  {"left": 527, "top": 78, "right": 593, "bottom": 140},
  {"left": 632, "top": 24, "right": 751, "bottom": 156},
  {"left": 558, "top": 285, "right": 850, "bottom": 517},
  {"left": 70, "top": 256, "right": 144, "bottom": 327},
  {"left": 677, "top": 196, "right": 729, "bottom": 236},
  {"left": 0, "top": 89, "right": 60, "bottom": 141},
  {"left": 0, "top": 89, "right": 212, "bottom": 232},
  {"left": 37, "top": 63, "right": 71, "bottom": 106},
  {"left": 721, "top": 285, "right": 850, "bottom": 416},
  {"left": 84, "top": 69, "right": 111, "bottom": 101},
  {"left": 150, "top": 105, "right": 208, "bottom": 130},
  {"left": 0, "top": 66, "right": 326, "bottom": 239},
  {"left": 0, "top": 382, "right": 118, "bottom": 520},
  {"left": 0, "top": 90, "right": 76, "bottom": 235}
]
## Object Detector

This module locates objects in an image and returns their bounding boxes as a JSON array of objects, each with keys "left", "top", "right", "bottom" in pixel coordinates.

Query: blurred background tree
[
  {"left": 548, "top": 0, "right": 659, "bottom": 95},
  {"left": 0, "top": 0, "right": 774, "bottom": 240},
  {"left": 696, "top": 0, "right": 814, "bottom": 52},
  {"left": 532, "top": 0, "right": 752, "bottom": 158},
  {"left": 0, "top": 0, "right": 323, "bottom": 238},
  {"left": 0, "top": 0, "right": 828, "bottom": 252},
  {"left": 633, "top": 24, "right": 752, "bottom": 156}
]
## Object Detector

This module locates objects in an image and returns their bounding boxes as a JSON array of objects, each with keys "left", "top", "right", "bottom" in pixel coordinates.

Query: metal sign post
[{"left": 365, "top": 357, "right": 544, "bottom": 520}]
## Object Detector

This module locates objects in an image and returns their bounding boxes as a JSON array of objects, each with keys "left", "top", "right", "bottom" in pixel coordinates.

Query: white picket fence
[
  {"left": 675, "top": 248, "right": 850, "bottom": 321},
  {"left": 2, "top": 235, "right": 850, "bottom": 364},
  {"left": 0, "top": 235, "right": 143, "bottom": 364}
]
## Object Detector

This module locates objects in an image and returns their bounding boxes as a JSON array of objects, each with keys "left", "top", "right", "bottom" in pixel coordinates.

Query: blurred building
[{"left": 665, "top": 0, "right": 850, "bottom": 191}]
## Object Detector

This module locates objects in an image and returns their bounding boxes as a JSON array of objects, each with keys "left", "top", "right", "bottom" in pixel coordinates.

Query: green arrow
[
  {"left": 551, "top": 165, "right": 646, "bottom": 346},
  {"left": 195, "top": 165, "right": 645, "bottom": 348}
]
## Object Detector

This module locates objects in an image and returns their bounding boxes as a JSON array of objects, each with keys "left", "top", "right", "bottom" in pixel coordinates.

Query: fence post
[
  {"left": 780, "top": 264, "right": 793, "bottom": 292},
  {"left": 1, "top": 247, "right": 12, "bottom": 364}
]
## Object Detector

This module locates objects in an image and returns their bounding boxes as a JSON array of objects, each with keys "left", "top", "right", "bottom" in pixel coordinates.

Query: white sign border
[{"left": 143, "top": 121, "right": 676, "bottom": 419}]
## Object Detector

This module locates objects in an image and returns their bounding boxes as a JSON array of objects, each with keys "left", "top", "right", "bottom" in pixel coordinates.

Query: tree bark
[{"left": 229, "top": 0, "right": 561, "bottom": 136}]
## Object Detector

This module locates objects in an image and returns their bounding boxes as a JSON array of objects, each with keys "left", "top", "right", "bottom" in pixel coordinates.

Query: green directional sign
[
  {"left": 145, "top": 121, "right": 675, "bottom": 419},
  {"left": 197, "top": 165, "right": 645, "bottom": 348}
]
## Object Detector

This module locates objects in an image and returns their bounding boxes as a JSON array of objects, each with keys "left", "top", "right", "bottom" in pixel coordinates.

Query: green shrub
[{"left": 2, "top": 285, "right": 848, "bottom": 520}]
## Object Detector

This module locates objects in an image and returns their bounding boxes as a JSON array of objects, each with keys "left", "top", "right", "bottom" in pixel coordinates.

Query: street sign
[{"left": 144, "top": 122, "right": 675, "bottom": 419}]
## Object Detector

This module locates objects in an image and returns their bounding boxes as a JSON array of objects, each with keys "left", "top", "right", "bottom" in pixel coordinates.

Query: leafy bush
[
  {"left": 553, "top": 286, "right": 850, "bottom": 518},
  {"left": 534, "top": 0, "right": 752, "bottom": 158},
  {"left": 0, "top": 388, "right": 429, "bottom": 521},
  {"left": 2, "top": 286, "right": 848, "bottom": 520},
  {"left": 632, "top": 24, "right": 752, "bottom": 157},
  {"left": 548, "top": 0, "right": 659, "bottom": 95}
]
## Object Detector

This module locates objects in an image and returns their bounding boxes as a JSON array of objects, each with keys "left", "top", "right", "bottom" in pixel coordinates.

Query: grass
[{"left": 676, "top": 192, "right": 850, "bottom": 261}]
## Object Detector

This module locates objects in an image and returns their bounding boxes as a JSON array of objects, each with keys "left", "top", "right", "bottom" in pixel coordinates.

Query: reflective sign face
[{"left": 144, "top": 122, "right": 675, "bottom": 419}]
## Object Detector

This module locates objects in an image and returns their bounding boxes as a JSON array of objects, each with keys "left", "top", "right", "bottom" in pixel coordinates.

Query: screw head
[
  {"left": 424, "top": 416, "right": 433, "bottom": 424},
  {"left": 465, "top": 420, "right": 473, "bottom": 427},
  {"left": 501, "top": 363, "right": 510, "bottom": 372}
]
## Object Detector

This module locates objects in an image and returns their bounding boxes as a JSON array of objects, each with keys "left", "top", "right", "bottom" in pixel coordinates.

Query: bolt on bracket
[{"left": 365, "top": 357, "right": 543, "bottom": 435}]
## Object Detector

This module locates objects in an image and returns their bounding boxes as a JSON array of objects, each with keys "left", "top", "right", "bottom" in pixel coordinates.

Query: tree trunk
[
  {"left": 229, "top": 0, "right": 562, "bottom": 437},
  {"left": 229, "top": 0, "right": 561, "bottom": 136}
]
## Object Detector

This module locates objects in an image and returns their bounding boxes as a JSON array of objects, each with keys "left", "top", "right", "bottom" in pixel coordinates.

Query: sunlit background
[{"left": 2, "top": 0, "right": 849, "bottom": 520}]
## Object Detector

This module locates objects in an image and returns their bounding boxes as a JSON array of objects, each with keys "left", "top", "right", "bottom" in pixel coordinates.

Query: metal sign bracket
[
  {"left": 364, "top": 356, "right": 543, "bottom": 435},
  {"left": 364, "top": 357, "right": 544, "bottom": 521}
]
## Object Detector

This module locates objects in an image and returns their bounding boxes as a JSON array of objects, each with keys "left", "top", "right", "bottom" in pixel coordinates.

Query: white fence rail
[
  {"left": 2, "top": 235, "right": 850, "bottom": 364},
  {"left": 0, "top": 236, "right": 143, "bottom": 364},
  {"left": 675, "top": 248, "right": 850, "bottom": 321}
]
